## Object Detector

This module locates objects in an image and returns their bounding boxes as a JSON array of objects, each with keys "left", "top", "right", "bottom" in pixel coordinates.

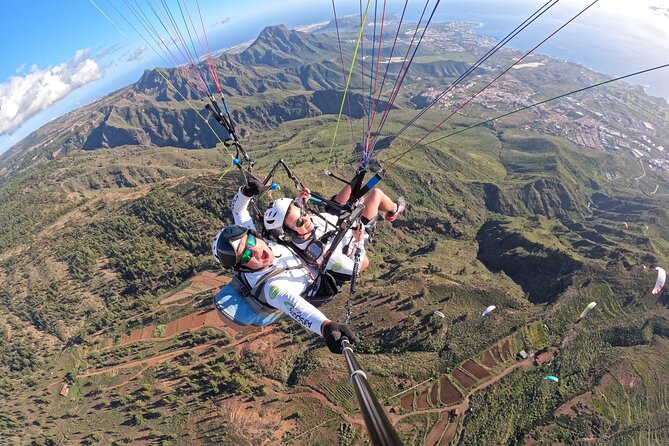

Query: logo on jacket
[
  {"left": 269, "top": 285, "right": 280, "bottom": 300},
  {"left": 284, "top": 302, "right": 312, "bottom": 329}
]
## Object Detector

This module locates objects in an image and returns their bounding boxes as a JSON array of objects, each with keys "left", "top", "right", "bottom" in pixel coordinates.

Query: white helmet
[{"left": 263, "top": 198, "right": 293, "bottom": 239}]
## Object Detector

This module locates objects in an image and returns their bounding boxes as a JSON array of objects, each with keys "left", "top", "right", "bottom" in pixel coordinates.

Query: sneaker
[{"left": 384, "top": 196, "right": 407, "bottom": 222}]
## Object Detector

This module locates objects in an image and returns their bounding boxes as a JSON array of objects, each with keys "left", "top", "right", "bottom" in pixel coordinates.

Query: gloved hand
[
  {"left": 322, "top": 321, "right": 359, "bottom": 354},
  {"left": 241, "top": 175, "right": 266, "bottom": 197}
]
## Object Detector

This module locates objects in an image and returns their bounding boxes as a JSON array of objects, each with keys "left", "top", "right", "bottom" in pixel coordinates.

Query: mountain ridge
[{"left": 1, "top": 24, "right": 470, "bottom": 181}]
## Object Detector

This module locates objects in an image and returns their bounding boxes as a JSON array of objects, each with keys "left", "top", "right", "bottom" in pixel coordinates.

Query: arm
[
  {"left": 262, "top": 276, "right": 359, "bottom": 353},
  {"left": 231, "top": 187, "right": 256, "bottom": 231},
  {"left": 261, "top": 278, "right": 328, "bottom": 336},
  {"left": 322, "top": 228, "right": 367, "bottom": 276},
  {"left": 349, "top": 226, "right": 369, "bottom": 272}
]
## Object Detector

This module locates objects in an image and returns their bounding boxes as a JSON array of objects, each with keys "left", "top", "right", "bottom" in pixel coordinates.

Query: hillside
[{"left": 1, "top": 20, "right": 669, "bottom": 446}]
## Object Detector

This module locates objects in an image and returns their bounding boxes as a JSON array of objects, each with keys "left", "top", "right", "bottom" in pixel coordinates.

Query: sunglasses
[{"left": 239, "top": 234, "right": 257, "bottom": 264}]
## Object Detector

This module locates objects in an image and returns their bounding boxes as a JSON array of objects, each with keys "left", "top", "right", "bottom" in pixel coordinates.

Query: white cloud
[
  {"left": 650, "top": 5, "right": 669, "bottom": 18},
  {"left": 0, "top": 49, "right": 102, "bottom": 136}
]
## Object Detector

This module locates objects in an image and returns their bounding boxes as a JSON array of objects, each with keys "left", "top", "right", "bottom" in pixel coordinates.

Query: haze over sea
[{"left": 432, "top": 1, "right": 669, "bottom": 100}]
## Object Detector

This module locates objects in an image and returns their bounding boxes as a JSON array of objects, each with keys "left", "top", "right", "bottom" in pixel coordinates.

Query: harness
[
  {"left": 290, "top": 227, "right": 337, "bottom": 268},
  {"left": 237, "top": 264, "right": 303, "bottom": 308},
  {"left": 236, "top": 247, "right": 340, "bottom": 310},
  {"left": 231, "top": 160, "right": 381, "bottom": 324}
]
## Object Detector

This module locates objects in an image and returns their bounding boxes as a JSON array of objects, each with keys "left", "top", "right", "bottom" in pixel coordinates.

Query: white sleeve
[
  {"left": 322, "top": 230, "right": 365, "bottom": 276},
  {"left": 261, "top": 278, "right": 328, "bottom": 336},
  {"left": 231, "top": 187, "right": 256, "bottom": 231},
  {"left": 324, "top": 247, "right": 355, "bottom": 277}
]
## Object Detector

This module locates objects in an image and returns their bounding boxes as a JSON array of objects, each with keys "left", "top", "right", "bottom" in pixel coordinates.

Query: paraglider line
[
  {"left": 331, "top": 0, "right": 356, "bottom": 145},
  {"left": 392, "top": 0, "right": 560, "bottom": 141},
  {"left": 364, "top": 0, "right": 387, "bottom": 163},
  {"left": 364, "top": 0, "right": 379, "bottom": 155},
  {"left": 368, "top": 0, "right": 408, "bottom": 119},
  {"left": 390, "top": 0, "right": 599, "bottom": 168},
  {"left": 146, "top": 0, "right": 210, "bottom": 94},
  {"left": 359, "top": 0, "right": 408, "bottom": 168},
  {"left": 369, "top": 0, "right": 437, "bottom": 153},
  {"left": 327, "top": 0, "right": 372, "bottom": 166},
  {"left": 196, "top": 0, "right": 223, "bottom": 93},
  {"left": 385, "top": 62, "right": 669, "bottom": 168},
  {"left": 179, "top": 0, "right": 220, "bottom": 94},
  {"left": 359, "top": 0, "right": 368, "bottom": 145},
  {"left": 89, "top": 0, "right": 236, "bottom": 161},
  {"left": 218, "top": 162, "right": 235, "bottom": 181},
  {"left": 89, "top": 0, "right": 127, "bottom": 37}
]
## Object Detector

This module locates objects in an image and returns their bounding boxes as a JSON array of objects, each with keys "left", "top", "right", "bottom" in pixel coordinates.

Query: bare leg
[
  {"left": 333, "top": 184, "right": 352, "bottom": 205},
  {"left": 362, "top": 188, "right": 396, "bottom": 221}
]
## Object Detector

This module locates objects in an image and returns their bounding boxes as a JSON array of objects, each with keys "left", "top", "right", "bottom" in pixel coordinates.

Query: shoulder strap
[{"left": 249, "top": 263, "right": 305, "bottom": 302}]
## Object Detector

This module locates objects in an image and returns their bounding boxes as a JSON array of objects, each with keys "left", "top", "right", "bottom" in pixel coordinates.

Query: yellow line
[{"left": 328, "top": 0, "right": 372, "bottom": 165}]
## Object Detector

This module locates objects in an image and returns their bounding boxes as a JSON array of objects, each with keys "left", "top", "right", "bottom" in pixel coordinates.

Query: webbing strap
[{"left": 248, "top": 264, "right": 304, "bottom": 301}]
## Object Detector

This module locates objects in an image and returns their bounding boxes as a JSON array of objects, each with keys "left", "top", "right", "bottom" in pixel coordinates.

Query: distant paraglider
[
  {"left": 433, "top": 310, "right": 446, "bottom": 319},
  {"left": 623, "top": 222, "right": 629, "bottom": 229},
  {"left": 652, "top": 267, "right": 666, "bottom": 295},
  {"left": 579, "top": 302, "right": 597, "bottom": 319},
  {"left": 482, "top": 305, "right": 496, "bottom": 317},
  {"left": 544, "top": 375, "right": 559, "bottom": 383}
]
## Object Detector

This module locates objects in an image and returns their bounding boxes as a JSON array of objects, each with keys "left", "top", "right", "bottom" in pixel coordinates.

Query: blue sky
[
  {"left": 1, "top": 0, "right": 668, "bottom": 155},
  {"left": 0, "top": 0, "right": 349, "bottom": 153}
]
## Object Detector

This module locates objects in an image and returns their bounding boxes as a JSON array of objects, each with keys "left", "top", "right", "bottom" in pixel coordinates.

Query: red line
[
  {"left": 196, "top": 0, "right": 222, "bottom": 92},
  {"left": 365, "top": 0, "right": 387, "bottom": 155},
  {"left": 148, "top": 0, "right": 209, "bottom": 93},
  {"left": 370, "top": 0, "right": 433, "bottom": 150}
]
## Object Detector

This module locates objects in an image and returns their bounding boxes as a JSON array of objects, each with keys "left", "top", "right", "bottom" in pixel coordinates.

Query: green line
[{"left": 328, "top": 0, "right": 373, "bottom": 165}]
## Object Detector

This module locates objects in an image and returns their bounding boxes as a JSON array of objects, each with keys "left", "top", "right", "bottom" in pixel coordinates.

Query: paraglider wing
[
  {"left": 579, "top": 302, "right": 597, "bottom": 319},
  {"left": 652, "top": 267, "right": 666, "bottom": 295},
  {"left": 433, "top": 310, "right": 446, "bottom": 318},
  {"left": 481, "top": 305, "right": 496, "bottom": 317},
  {"left": 544, "top": 375, "right": 559, "bottom": 382},
  {"left": 623, "top": 222, "right": 629, "bottom": 229}
]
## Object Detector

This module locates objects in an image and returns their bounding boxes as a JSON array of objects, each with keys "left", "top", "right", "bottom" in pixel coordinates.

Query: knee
[
  {"left": 366, "top": 188, "right": 383, "bottom": 204},
  {"left": 360, "top": 255, "right": 370, "bottom": 272},
  {"left": 368, "top": 189, "right": 382, "bottom": 199}
]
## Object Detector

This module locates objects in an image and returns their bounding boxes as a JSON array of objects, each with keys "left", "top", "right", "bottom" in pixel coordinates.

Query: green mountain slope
[{"left": 1, "top": 20, "right": 669, "bottom": 446}]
